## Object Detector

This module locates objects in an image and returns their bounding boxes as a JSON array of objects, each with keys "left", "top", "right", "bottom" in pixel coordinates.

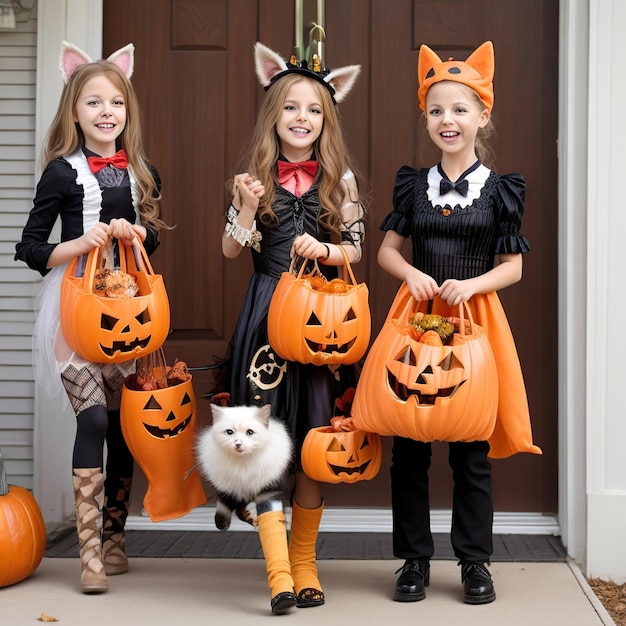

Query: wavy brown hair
[
  {"left": 238, "top": 73, "right": 361, "bottom": 242},
  {"left": 43, "top": 61, "right": 169, "bottom": 231}
]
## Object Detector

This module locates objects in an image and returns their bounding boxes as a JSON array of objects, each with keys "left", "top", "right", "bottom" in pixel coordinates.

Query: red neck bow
[
  {"left": 87, "top": 149, "right": 128, "bottom": 174},
  {"left": 277, "top": 159, "right": 318, "bottom": 197}
]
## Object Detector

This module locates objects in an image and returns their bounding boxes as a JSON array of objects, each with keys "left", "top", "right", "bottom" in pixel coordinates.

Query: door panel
[{"left": 104, "top": 0, "right": 558, "bottom": 513}]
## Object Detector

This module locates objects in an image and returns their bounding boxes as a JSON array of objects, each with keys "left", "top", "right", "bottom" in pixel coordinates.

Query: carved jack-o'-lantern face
[
  {"left": 268, "top": 270, "right": 371, "bottom": 365},
  {"left": 302, "top": 297, "right": 362, "bottom": 359},
  {"left": 98, "top": 305, "right": 152, "bottom": 357},
  {"left": 120, "top": 378, "right": 207, "bottom": 522},
  {"left": 387, "top": 345, "right": 467, "bottom": 405},
  {"left": 140, "top": 390, "right": 193, "bottom": 438},
  {"left": 60, "top": 241, "right": 170, "bottom": 364},
  {"left": 301, "top": 423, "right": 382, "bottom": 484}
]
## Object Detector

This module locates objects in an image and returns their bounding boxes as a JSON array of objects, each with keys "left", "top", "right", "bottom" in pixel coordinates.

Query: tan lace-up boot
[{"left": 72, "top": 468, "right": 108, "bottom": 593}]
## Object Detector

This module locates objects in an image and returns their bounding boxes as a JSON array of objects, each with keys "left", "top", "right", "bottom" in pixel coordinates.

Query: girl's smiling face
[
  {"left": 74, "top": 74, "right": 127, "bottom": 156},
  {"left": 425, "top": 81, "right": 490, "bottom": 161},
  {"left": 275, "top": 79, "right": 324, "bottom": 162}
]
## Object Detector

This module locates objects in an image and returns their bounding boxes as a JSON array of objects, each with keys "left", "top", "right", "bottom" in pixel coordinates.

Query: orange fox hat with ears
[{"left": 417, "top": 41, "right": 495, "bottom": 112}]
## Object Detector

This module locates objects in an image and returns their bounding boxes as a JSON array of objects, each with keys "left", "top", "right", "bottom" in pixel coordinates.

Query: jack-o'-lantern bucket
[
  {"left": 301, "top": 416, "right": 382, "bottom": 484},
  {"left": 60, "top": 239, "right": 170, "bottom": 364},
  {"left": 121, "top": 352, "right": 206, "bottom": 521},
  {"left": 351, "top": 284, "right": 498, "bottom": 443},
  {"left": 267, "top": 246, "right": 370, "bottom": 365}
]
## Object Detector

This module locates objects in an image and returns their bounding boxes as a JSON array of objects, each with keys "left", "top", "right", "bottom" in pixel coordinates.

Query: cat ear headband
[
  {"left": 254, "top": 41, "right": 360, "bottom": 104},
  {"left": 59, "top": 41, "right": 135, "bottom": 84},
  {"left": 417, "top": 41, "right": 494, "bottom": 112}
]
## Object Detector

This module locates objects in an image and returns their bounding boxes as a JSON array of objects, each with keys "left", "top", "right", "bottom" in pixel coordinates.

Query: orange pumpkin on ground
[
  {"left": 351, "top": 285, "right": 498, "bottom": 443},
  {"left": 268, "top": 246, "right": 370, "bottom": 365},
  {"left": 0, "top": 449, "right": 46, "bottom": 588},
  {"left": 60, "top": 239, "right": 169, "bottom": 364}
]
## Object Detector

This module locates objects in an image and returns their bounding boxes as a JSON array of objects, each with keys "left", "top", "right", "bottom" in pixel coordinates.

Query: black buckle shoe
[
  {"left": 271, "top": 591, "right": 297, "bottom": 614},
  {"left": 460, "top": 561, "right": 496, "bottom": 605},
  {"left": 393, "top": 559, "right": 430, "bottom": 602}
]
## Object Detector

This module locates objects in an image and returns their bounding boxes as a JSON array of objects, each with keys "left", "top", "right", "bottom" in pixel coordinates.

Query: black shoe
[
  {"left": 296, "top": 587, "right": 325, "bottom": 608},
  {"left": 460, "top": 561, "right": 496, "bottom": 605},
  {"left": 271, "top": 591, "right": 297, "bottom": 614},
  {"left": 393, "top": 559, "right": 430, "bottom": 602}
]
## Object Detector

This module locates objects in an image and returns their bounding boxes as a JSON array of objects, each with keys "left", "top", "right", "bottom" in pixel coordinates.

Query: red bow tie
[
  {"left": 277, "top": 160, "right": 318, "bottom": 197},
  {"left": 87, "top": 149, "right": 128, "bottom": 174}
]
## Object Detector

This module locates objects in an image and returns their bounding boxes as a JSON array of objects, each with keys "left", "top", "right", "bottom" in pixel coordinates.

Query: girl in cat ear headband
[
  {"left": 218, "top": 39, "right": 366, "bottom": 615},
  {"left": 59, "top": 40, "right": 135, "bottom": 83},
  {"left": 15, "top": 40, "right": 168, "bottom": 594},
  {"left": 254, "top": 41, "right": 360, "bottom": 104},
  {"left": 417, "top": 40, "right": 495, "bottom": 112}
]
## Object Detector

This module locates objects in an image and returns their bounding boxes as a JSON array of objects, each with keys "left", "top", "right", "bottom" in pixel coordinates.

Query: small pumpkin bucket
[
  {"left": 267, "top": 245, "right": 370, "bottom": 365},
  {"left": 60, "top": 239, "right": 170, "bottom": 364},
  {"left": 301, "top": 416, "right": 382, "bottom": 484},
  {"left": 351, "top": 284, "right": 499, "bottom": 443}
]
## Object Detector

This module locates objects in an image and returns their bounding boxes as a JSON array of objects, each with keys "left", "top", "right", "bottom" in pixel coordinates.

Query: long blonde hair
[
  {"left": 240, "top": 73, "right": 360, "bottom": 241},
  {"left": 43, "top": 61, "right": 168, "bottom": 231}
]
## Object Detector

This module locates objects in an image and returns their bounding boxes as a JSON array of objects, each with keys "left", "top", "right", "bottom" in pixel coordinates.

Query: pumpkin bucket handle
[
  {"left": 69, "top": 237, "right": 156, "bottom": 288},
  {"left": 288, "top": 254, "right": 322, "bottom": 281},
  {"left": 291, "top": 245, "right": 359, "bottom": 287},
  {"left": 392, "top": 284, "right": 478, "bottom": 335},
  {"left": 335, "top": 245, "right": 359, "bottom": 287},
  {"left": 458, "top": 300, "right": 478, "bottom": 336}
]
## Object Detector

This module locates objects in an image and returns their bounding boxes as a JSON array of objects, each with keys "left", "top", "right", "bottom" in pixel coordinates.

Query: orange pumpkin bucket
[
  {"left": 267, "top": 246, "right": 370, "bottom": 365},
  {"left": 60, "top": 239, "right": 170, "bottom": 364},
  {"left": 121, "top": 352, "right": 206, "bottom": 521},
  {"left": 351, "top": 284, "right": 498, "bottom": 443},
  {"left": 301, "top": 416, "right": 382, "bottom": 484}
]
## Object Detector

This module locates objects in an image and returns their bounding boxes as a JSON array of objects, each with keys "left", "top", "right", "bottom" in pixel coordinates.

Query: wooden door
[{"left": 104, "top": 0, "right": 558, "bottom": 513}]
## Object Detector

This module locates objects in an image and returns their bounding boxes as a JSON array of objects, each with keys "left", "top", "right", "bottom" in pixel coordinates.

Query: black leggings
[{"left": 72, "top": 405, "right": 133, "bottom": 478}]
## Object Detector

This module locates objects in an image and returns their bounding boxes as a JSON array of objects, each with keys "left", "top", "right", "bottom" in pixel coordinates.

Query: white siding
[{"left": 0, "top": 5, "right": 39, "bottom": 490}]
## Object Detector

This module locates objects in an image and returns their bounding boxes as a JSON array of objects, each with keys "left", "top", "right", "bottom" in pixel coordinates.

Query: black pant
[{"left": 390, "top": 437, "right": 493, "bottom": 562}]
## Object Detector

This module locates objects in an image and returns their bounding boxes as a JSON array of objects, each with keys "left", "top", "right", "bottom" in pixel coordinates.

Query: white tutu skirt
[{"left": 32, "top": 264, "right": 135, "bottom": 402}]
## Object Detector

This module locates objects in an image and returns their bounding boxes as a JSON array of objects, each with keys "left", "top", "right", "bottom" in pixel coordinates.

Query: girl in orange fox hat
[{"left": 376, "top": 41, "right": 541, "bottom": 605}]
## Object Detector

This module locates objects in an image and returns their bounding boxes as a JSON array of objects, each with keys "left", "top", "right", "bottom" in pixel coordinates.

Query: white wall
[
  {"left": 34, "top": 0, "right": 103, "bottom": 524},
  {"left": 0, "top": 1, "right": 38, "bottom": 490},
  {"left": 584, "top": 0, "right": 626, "bottom": 585}
]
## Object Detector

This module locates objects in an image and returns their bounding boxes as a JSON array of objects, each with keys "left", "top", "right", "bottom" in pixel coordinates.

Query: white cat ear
[
  {"left": 325, "top": 64, "right": 361, "bottom": 103},
  {"left": 59, "top": 41, "right": 92, "bottom": 84},
  {"left": 59, "top": 41, "right": 134, "bottom": 83},
  {"left": 210, "top": 404, "right": 224, "bottom": 421},
  {"left": 254, "top": 41, "right": 288, "bottom": 87},
  {"left": 106, "top": 43, "right": 134, "bottom": 79},
  {"left": 258, "top": 404, "right": 272, "bottom": 426}
]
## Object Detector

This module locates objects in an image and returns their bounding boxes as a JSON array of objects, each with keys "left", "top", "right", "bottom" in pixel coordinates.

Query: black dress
[{"left": 224, "top": 183, "right": 357, "bottom": 449}]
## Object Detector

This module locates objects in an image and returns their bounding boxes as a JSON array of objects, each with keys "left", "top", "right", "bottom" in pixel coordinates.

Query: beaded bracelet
[{"left": 224, "top": 204, "right": 262, "bottom": 252}]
